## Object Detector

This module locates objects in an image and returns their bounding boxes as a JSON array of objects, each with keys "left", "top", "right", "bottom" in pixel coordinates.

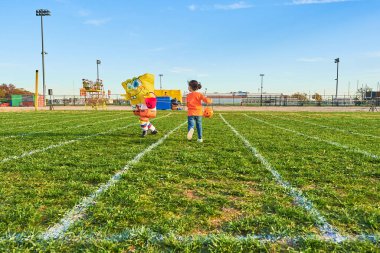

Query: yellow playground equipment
[
  {"left": 80, "top": 79, "right": 108, "bottom": 109},
  {"left": 154, "top": 90, "right": 183, "bottom": 103}
]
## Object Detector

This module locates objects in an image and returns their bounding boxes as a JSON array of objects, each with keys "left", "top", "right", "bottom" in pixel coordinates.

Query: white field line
[
  {"left": 0, "top": 112, "right": 64, "bottom": 124},
  {"left": 267, "top": 114, "right": 380, "bottom": 140},
  {"left": 294, "top": 113, "right": 380, "bottom": 121},
  {"left": 219, "top": 114, "right": 345, "bottom": 242},
  {"left": 40, "top": 120, "right": 186, "bottom": 240},
  {"left": 0, "top": 112, "right": 90, "bottom": 128},
  {"left": 243, "top": 114, "right": 380, "bottom": 160},
  {"left": 0, "top": 114, "right": 172, "bottom": 164},
  {"left": 105, "top": 230, "right": 379, "bottom": 244},
  {"left": 0, "top": 112, "right": 125, "bottom": 140},
  {"left": 0, "top": 114, "right": 134, "bottom": 140},
  {"left": 0, "top": 111, "right": 126, "bottom": 133},
  {"left": 1, "top": 231, "right": 379, "bottom": 244},
  {"left": 0, "top": 117, "right": 53, "bottom": 129},
  {"left": 0, "top": 114, "right": 47, "bottom": 125}
]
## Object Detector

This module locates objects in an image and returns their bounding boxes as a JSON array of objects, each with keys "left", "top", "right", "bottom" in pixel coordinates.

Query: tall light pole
[
  {"left": 334, "top": 58, "right": 340, "bottom": 106},
  {"left": 96, "top": 59, "right": 101, "bottom": 81},
  {"left": 36, "top": 9, "right": 51, "bottom": 106},
  {"left": 159, "top": 74, "right": 163, "bottom": 89},
  {"left": 260, "top": 74, "right": 264, "bottom": 106}
]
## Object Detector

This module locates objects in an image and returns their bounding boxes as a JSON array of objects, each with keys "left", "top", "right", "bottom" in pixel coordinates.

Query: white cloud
[
  {"left": 188, "top": 2, "right": 253, "bottom": 11},
  {"left": 148, "top": 47, "right": 165, "bottom": 52},
  {"left": 0, "top": 63, "right": 21, "bottom": 67},
  {"left": 297, "top": 57, "right": 325, "bottom": 62},
  {"left": 84, "top": 18, "right": 111, "bottom": 26},
  {"left": 365, "top": 51, "right": 380, "bottom": 58},
  {"left": 214, "top": 1, "right": 253, "bottom": 10},
  {"left": 78, "top": 10, "right": 90, "bottom": 17},
  {"left": 290, "top": 0, "right": 350, "bottom": 4},
  {"left": 170, "top": 67, "right": 194, "bottom": 73},
  {"left": 128, "top": 31, "right": 140, "bottom": 37},
  {"left": 188, "top": 4, "right": 198, "bottom": 11}
]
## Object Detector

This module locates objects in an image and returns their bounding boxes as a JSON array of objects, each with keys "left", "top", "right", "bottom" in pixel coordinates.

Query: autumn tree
[
  {"left": 312, "top": 93, "right": 323, "bottom": 102},
  {"left": 291, "top": 92, "right": 308, "bottom": 101},
  {"left": 0, "top": 84, "right": 33, "bottom": 98}
]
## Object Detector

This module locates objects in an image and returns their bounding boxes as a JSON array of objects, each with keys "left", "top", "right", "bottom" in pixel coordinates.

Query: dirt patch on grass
[
  {"left": 184, "top": 189, "right": 201, "bottom": 200},
  {"left": 210, "top": 207, "right": 242, "bottom": 228},
  {"left": 301, "top": 184, "right": 317, "bottom": 191}
]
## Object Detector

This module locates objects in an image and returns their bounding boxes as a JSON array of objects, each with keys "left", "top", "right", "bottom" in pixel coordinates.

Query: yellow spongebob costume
[{"left": 122, "top": 73, "right": 158, "bottom": 137}]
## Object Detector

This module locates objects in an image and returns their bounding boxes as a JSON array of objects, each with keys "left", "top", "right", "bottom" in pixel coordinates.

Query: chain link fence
[{"left": 1, "top": 94, "right": 379, "bottom": 107}]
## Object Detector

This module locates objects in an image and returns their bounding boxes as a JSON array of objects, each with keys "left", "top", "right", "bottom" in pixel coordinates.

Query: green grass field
[{"left": 0, "top": 110, "right": 379, "bottom": 252}]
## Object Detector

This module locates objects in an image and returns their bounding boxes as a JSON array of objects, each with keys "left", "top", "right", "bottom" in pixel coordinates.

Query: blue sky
[{"left": 1, "top": 0, "right": 379, "bottom": 96}]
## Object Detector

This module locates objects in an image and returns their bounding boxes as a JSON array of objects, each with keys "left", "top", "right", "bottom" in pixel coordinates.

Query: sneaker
[
  {"left": 141, "top": 130, "right": 147, "bottom": 137},
  {"left": 151, "top": 129, "right": 158, "bottom": 135},
  {"left": 197, "top": 139, "right": 203, "bottom": 143},
  {"left": 187, "top": 128, "right": 194, "bottom": 140}
]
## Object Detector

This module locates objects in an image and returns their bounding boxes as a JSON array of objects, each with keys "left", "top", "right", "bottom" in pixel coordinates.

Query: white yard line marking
[
  {"left": 266, "top": 114, "right": 380, "bottom": 139},
  {"left": 220, "top": 114, "right": 345, "bottom": 242},
  {"left": 0, "top": 112, "right": 55, "bottom": 124},
  {"left": 1, "top": 230, "right": 378, "bottom": 244},
  {"left": 243, "top": 114, "right": 380, "bottom": 160},
  {"left": 294, "top": 113, "right": 380, "bottom": 121},
  {"left": 0, "top": 114, "right": 134, "bottom": 140},
  {"left": 0, "top": 111, "right": 126, "bottom": 134},
  {"left": 40, "top": 120, "right": 186, "bottom": 240},
  {"left": 0, "top": 114, "right": 172, "bottom": 164},
  {"left": 0, "top": 113, "right": 88, "bottom": 129}
]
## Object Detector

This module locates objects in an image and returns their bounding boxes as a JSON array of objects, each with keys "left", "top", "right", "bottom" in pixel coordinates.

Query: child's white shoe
[
  {"left": 197, "top": 139, "right": 203, "bottom": 143},
  {"left": 187, "top": 128, "right": 194, "bottom": 140}
]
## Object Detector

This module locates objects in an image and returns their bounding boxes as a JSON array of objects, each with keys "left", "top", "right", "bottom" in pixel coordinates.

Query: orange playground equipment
[{"left": 80, "top": 79, "right": 108, "bottom": 109}]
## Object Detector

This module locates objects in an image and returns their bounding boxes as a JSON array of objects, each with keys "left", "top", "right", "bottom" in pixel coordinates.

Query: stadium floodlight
[
  {"left": 36, "top": 9, "right": 51, "bottom": 16},
  {"left": 159, "top": 74, "right": 163, "bottom": 90},
  {"left": 36, "top": 9, "right": 51, "bottom": 106},
  {"left": 260, "top": 74, "right": 264, "bottom": 106},
  {"left": 334, "top": 58, "right": 340, "bottom": 106}
]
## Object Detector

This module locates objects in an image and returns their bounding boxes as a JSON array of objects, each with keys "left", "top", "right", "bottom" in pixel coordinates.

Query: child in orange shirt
[{"left": 186, "top": 80, "right": 212, "bottom": 142}]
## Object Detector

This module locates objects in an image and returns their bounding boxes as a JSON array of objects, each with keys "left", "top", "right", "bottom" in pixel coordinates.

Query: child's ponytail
[{"left": 189, "top": 80, "right": 201, "bottom": 91}]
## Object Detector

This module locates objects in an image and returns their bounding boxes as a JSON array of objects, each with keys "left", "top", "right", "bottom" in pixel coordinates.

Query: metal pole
[
  {"left": 35, "top": 70, "right": 39, "bottom": 111},
  {"left": 40, "top": 16, "right": 46, "bottom": 106},
  {"left": 96, "top": 60, "right": 101, "bottom": 81},
  {"left": 260, "top": 74, "right": 264, "bottom": 106},
  {"left": 336, "top": 61, "right": 339, "bottom": 105},
  {"left": 97, "top": 62, "right": 99, "bottom": 81},
  {"left": 159, "top": 74, "right": 163, "bottom": 90},
  {"left": 335, "top": 58, "right": 339, "bottom": 106}
]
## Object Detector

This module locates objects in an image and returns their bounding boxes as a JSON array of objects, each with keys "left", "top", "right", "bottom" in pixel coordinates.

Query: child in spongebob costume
[{"left": 122, "top": 73, "right": 158, "bottom": 137}]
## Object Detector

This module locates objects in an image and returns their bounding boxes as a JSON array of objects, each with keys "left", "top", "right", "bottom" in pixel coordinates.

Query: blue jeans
[{"left": 188, "top": 116, "right": 202, "bottom": 139}]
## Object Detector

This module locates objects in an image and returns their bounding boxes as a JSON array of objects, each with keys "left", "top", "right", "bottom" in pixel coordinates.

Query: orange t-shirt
[{"left": 186, "top": 91, "right": 212, "bottom": 116}]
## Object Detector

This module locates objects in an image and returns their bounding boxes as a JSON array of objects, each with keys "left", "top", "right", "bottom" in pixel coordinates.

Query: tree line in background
[
  {"left": 0, "top": 84, "right": 33, "bottom": 98},
  {"left": 289, "top": 85, "right": 374, "bottom": 102}
]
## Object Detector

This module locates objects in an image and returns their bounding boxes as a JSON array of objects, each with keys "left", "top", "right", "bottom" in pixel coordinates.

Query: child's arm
[{"left": 201, "top": 94, "right": 212, "bottom": 104}]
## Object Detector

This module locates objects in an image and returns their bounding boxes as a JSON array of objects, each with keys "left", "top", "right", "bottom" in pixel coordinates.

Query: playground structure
[
  {"left": 154, "top": 89, "right": 183, "bottom": 110},
  {"left": 80, "top": 79, "right": 109, "bottom": 109}
]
